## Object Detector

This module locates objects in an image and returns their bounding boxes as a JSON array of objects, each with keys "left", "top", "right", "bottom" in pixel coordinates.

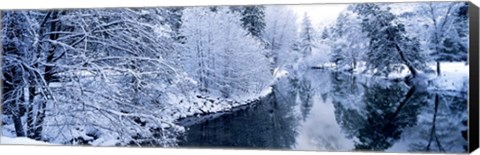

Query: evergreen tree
[
  {"left": 320, "top": 27, "right": 331, "bottom": 40},
  {"left": 240, "top": 6, "right": 266, "bottom": 39},
  {"left": 352, "top": 4, "right": 427, "bottom": 77},
  {"left": 165, "top": 7, "right": 185, "bottom": 42},
  {"left": 299, "top": 13, "right": 316, "bottom": 59}
]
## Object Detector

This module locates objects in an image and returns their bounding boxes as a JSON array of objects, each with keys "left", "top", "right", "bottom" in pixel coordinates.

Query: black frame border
[{"left": 469, "top": 1, "right": 479, "bottom": 153}]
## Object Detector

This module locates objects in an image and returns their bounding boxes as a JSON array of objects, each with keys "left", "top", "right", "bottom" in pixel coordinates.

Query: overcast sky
[{"left": 288, "top": 4, "right": 348, "bottom": 29}]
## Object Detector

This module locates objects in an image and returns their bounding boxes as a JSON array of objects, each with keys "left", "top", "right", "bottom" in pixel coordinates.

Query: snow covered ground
[
  {"left": 429, "top": 62, "right": 469, "bottom": 91},
  {"left": 314, "top": 61, "right": 468, "bottom": 91},
  {"left": 385, "top": 62, "right": 469, "bottom": 91},
  {"left": 273, "top": 67, "right": 289, "bottom": 81},
  {"left": 170, "top": 82, "right": 277, "bottom": 122},
  {"left": 171, "top": 68, "right": 288, "bottom": 121},
  {"left": 1, "top": 136, "right": 56, "bottom": 145},
  {"left": 2, "top": 69, "right": 284, "bottom": 147}
]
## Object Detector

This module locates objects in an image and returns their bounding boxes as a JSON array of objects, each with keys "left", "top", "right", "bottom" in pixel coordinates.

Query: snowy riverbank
[
  {"left": 1, "top": 68, "right": 288, "bottom": 147},
  {"left": 170, "top": 68, "right": 289, "bottom": 125},
  {"left": 313, "top": 62, "right": 468, "bottom": 91}
]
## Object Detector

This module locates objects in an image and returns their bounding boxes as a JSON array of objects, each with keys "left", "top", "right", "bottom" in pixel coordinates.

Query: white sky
[{"left": 288, "top": 4, "right": 348, "bottom": 29}]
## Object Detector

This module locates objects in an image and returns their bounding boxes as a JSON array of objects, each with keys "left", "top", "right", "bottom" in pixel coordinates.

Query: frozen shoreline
[
  {"left": 168, "top": 67, "right": 288, "bottom": 126},
  {"left": 312, "top": 62, "right": 469, "bottom": 91}
]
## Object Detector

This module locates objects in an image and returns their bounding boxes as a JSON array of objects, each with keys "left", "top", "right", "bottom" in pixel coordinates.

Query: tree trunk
[
  {"left": 353, "top": 59, "right": 357, "bottom": 71},
  {"left": 26, "top": 77, "right": 36, "bottom": 138},
  {"left": 12, "top": 109, "right": 25, "bottom": 137},
  {"left": 27, "top": 11, "right": 61, "bottom": 140},
  {"left": 3, "top": 67, "right": 26, "bottom": 137},
  {"left": 426, "top": 94, "right": 444, "bottom": 152},
  {"left": 436, "top": 61, "right": 441, "bottom": 76},
  {"left": 392, "top": 85, "right": 416, "bottom": 119},
  {"left": 31, "top": 100, "right": 47, "bottom": 140},
  {"left": 394, "top": 43, "right": 418, "bottom": 77}
]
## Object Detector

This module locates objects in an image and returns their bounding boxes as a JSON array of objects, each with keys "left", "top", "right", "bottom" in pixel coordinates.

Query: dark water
[{"left": 177, "top": 70, "right": 468, "bottom": 153}]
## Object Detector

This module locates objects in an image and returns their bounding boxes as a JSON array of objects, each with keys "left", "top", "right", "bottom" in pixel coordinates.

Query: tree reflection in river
[
  {"left": 289, "top": 73, "right": 315, "bottom": 121},
  {"left": 354, "top": 82, "right": 426, "bottom": 151},
  {"left": 330, "top": 72, "right": 366, "bottom": 140},
  {"left": 294, "top": 70, "right": 355, "bottom": 151},
  {"left": 404, "top": 91, "right": 468, "bottom": 153},
  {"left": 329, "top": 71, "right": 430, "bottom": 151},
  {"left": 178, "top": 70, "right": 467, "bottom": 153},
  {"left": 178, "top": 80, "right": 301, "bottom": 149},
  {"left": 329, "top": 71, "right": 467, "bottom": 153}
]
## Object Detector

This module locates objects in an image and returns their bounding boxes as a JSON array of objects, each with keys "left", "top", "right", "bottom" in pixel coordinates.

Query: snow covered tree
[
  {"left": 2, "top": 11, "right": 36, "bottom": 138},
  {"left": 180, "top": 7, "right": 271, "bottom": 99},
  {"left": 2, "top": 8, "right": 192, "bottom": 146},
  {"left": 51, "top": 8, "right": 189, "bottom": 146},
  {"left": 329, "top": 9, "right": 368, "bottom": 71},
  {"left": 180, "top": 8, "right": 216, "bottom": 94},
  {"left": 213, "top": 9, "right": 270, "bottom": 98},
  {"left": 299, "top": 13, "right": 316, "bottom": 59},
  {"left": 228, "top": 5, "right": 274, "bottom": 72},
  {"left": 320, "top": 27, "right": 332, "bottom": 40},
  {"left": 2, "top": 10, "right": 68, "bottom": 140},
  {"left": 406, "top": 2, "right": 469, "bottom": 76},
  {"left": 239, "top": 6, "right": 266, "bottom": 39},
  {"left": 352, "top": 4, "right": 428, "bottom": 77},
  {"left": 263, "top": 6, "right": 298, "bottom": 70},
  {"left": 165, "top": 7, "right": 185, "bottom": 42}
]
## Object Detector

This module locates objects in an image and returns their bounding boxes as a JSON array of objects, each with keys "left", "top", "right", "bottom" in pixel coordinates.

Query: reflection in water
[
  {"left": 178, "top": 70, "right": 467, "bottom": 153},
  {"left": 294, "top": 96, "right": 354, "bottom": 151},
  {"left": 293, "top": 71, "right": 354, "bottom": 151},
  {"left": 402, "top": 92, "right": 468, "bottom": 152},
  {"left": 354, "top": 81, "right": 426, "bottom": 151},
  {"left": 289, "top": 75, "right": 315, "bottom": 121},
  {"left": 177, "top": 84, "right": 300, "bottom": 149}
]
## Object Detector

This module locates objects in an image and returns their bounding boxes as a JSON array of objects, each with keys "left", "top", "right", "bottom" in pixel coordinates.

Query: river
[{"left": 176, "top": 69, "right": 468, "bottom": 153}]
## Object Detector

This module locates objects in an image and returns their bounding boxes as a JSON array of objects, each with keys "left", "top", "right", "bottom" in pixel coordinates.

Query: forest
[{"left": 1, "top": 2, "right": 469, "bottom": 152}]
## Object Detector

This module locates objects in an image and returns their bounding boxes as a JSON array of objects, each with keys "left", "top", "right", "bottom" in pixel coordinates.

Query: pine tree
[
  {"left": 320, "top": 26, "right": 334, "bottom": 41},
  {"left": 240, "top": 6, "right": 266, "bottom": 39},
  {"left": 352, "top": 4, "right": 427, "bottom": 77},
  {"left": 165, "top": 7, "right": 185, "bottom": 42},
  {"left": 299, "top": 13, "right": 316, "bottom": 59}
]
